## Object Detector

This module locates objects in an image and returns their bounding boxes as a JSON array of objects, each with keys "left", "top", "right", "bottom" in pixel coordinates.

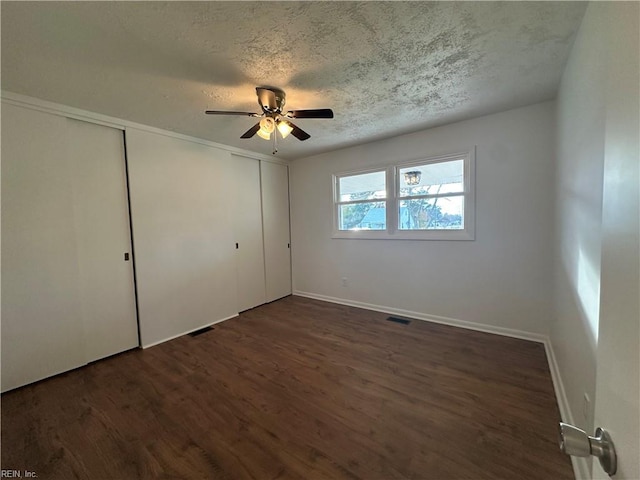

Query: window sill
[{"left": 331, "top": 229, "right": 475, "bottom": 241}]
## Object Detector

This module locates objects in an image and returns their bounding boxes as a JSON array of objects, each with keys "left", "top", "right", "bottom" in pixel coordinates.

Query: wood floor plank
[{"left": 1, "top": 296, "right": 573, "bottom": 479}]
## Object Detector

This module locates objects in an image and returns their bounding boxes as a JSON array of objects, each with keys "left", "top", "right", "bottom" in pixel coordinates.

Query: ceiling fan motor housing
[{"left": 257, "top": 86, "right": 286, "bottom": 114}]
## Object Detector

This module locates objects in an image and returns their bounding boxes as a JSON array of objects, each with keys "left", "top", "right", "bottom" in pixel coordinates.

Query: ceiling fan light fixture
[
  {"left": 257, "top": 117, "right": 276, "bottom": 141},
  {"left": 277, "top": 119, "right": 293, "bottom": 139},
  {"left": 256, "top": 128, "right": 271, "bottom": 140}
]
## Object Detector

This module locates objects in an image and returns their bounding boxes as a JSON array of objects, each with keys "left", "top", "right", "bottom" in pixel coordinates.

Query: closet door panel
[
  {"left": 233, "top": 155, "right": 266, "bottom": 312},
  {"left": 1, "top": 104, "right": 85, "bottom": 391},
  {"left": 261, "top": 161, "right": 292, "bottom": 302},
  {"left": 67, "top": 119, "right": 139, "bottom": 363},
  {"left": 126, "top": 129, "right": 238, "bottom": 347}
]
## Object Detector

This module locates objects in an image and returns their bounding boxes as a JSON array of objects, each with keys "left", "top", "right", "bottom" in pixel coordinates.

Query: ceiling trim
[{"left": 1, "top": 91, "right": 283, "bottom": 164}]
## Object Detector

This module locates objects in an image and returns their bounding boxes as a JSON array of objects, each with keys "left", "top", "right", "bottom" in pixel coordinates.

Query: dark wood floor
[{"left": 2, "top": 296, "right": 573, "bottom": 479}]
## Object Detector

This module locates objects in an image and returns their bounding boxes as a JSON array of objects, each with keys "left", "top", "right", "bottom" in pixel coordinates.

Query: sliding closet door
[
  {"left": 261, "top": 161, "right": 292, "bottom": 302},
  {"left": 1, "top": 104, "right": 86, "bottom": 392},
  {"left": 126, "top": 129, "right": 238, "bottom": 348},
  {"left": 67, "top": 119, "right": 139, "bottom": 363},
  {"left": 233, "top": 155, "right": 266, "bottom": 312}
]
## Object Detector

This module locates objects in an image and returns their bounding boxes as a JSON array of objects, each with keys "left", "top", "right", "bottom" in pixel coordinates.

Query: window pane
[
  {"left": 339, "top": 201, "right": 386, "bottom": 230},
  {"left": 338, "top": 171, "right": 386, "bottom": 202},
  {"left": 398, "top": 159, "right": 464, "bottom": 197},
  {"left": 398, "top": 196, "right": 463, "bottom": 230}
]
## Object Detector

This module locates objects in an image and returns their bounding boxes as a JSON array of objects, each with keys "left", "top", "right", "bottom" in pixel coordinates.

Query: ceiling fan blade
[
  {"left": 288, "top": 121, "right": 311, "bottom": 141},
  {"left": 286, "top": 109, "right": 334, "bottom": 119},
  {"left": 240, "top": 122, "right": 261, "bottom": 139},
  {"left": 205, "top": 110, "right": 260, "bottom": 116}
]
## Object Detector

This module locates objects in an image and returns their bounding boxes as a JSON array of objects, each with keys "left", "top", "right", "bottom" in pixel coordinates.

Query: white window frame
[
  {"left": 332, "top": 147, "right": 475, "bottom": 241},
  {"left": 332, "top": 166, "right": 390, "bottom": 239}
]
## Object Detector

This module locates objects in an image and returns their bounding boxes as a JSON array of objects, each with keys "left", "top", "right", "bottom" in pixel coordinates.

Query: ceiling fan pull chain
[{"left": 272, "top": 127, "right": 278, "bottom": 154}]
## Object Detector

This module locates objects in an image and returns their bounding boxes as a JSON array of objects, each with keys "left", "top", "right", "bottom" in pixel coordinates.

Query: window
[
  {"left": 333, "top": 148, "right": 475, "bottom": 240},
  {"left": 335, "top": 169, "right": 387, "bottom": 231},
  {"left": 397, "top": 158, "right": 465, "bottom": 231}
]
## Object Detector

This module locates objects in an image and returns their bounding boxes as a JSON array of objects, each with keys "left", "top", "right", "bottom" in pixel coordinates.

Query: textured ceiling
[{"left": 1, "top": 1, "right": 586, "bottom": 160}]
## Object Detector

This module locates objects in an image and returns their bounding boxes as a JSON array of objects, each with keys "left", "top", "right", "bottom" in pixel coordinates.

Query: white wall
[
  {"left": 290, "top": 101, "right": 556, "bottom": 335},
  {"left": 126, "top": 128, "right": 239, "bottom": 347},
  {"left": 551, "top": 3, "right": 607, "bottom": 460}
]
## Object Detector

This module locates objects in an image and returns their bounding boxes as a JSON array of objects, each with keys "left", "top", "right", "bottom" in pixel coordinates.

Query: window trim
[{"left": 332, "top": 147, "right": 475, "bottom": 241}]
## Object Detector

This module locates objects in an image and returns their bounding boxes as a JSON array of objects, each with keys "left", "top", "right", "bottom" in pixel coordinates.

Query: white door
[
  {"left": 125, "top": 129, "right": 238, "bottom": 347},
  {"left": 261, "top": 161, "right": 292, "bottom": 302},
  {"left": 68, "top": 119, "right": 139, "bottom": 363},
  {"left": 592, "top": 3, "right": 639, "bottom": 478},
  {"left": 1, "top": 104, "right": 87, "bottom": 391},
  {"left": 233, "top": 155, "right": 267, "bottom": 312}
]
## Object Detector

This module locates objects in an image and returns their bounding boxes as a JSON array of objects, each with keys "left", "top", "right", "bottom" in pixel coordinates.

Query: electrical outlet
[
  {"left": 583, "top": 392, "right": 591, "bottom": 421},
  {"left": 341, "top": 277, "right": 348, "bottom": 287}
]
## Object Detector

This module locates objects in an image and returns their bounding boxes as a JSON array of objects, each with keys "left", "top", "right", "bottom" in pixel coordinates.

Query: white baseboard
[
  {"left": 293, "top": 291, "right": 547, "bottom": 343},
  {"left": 543, "top": 339, "right": 590, "bottom": 480},
  {"left": 141, "top": 313, "right": 239, "bottom": 349},
  {"left": 293, "top": 290, "right": 587, "bottom": 480}
]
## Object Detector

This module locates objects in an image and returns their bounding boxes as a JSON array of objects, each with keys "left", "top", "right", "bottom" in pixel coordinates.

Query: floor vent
[
  {"left": 189, "top": 326, "right": 214, "bottom": 337},
  {"left": 386, "top": 316, "right": 411, "bottom": 325}
]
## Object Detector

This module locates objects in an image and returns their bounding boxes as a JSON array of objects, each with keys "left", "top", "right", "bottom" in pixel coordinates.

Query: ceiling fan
[{"left": 205, "top": 86, "right": 333, "bottom": 153}]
